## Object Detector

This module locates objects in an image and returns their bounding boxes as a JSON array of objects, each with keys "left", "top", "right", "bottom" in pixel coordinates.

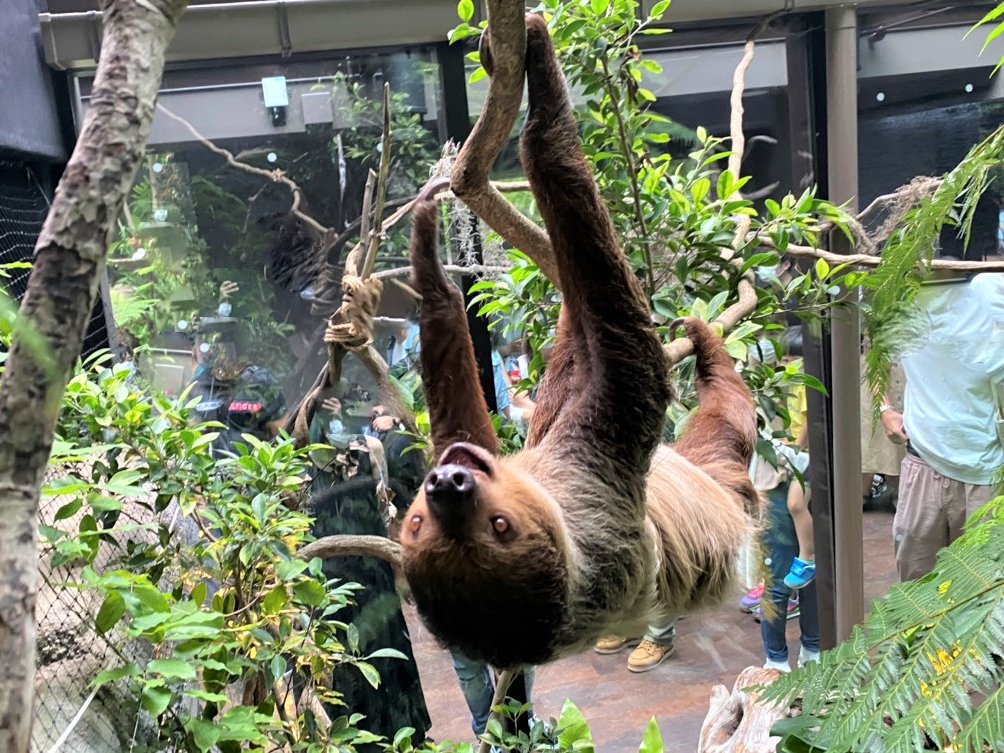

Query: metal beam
[
  {"left": 40, "top": 0, "right": 994, "bottom": 72},
  {"left": 824, "top": 6, "right": 865, "bottom": 643}
]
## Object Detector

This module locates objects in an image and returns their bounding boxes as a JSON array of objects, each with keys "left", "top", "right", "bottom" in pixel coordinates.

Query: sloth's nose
[{"left": 424, "top": 463, "right": 476, "bottom": 537}]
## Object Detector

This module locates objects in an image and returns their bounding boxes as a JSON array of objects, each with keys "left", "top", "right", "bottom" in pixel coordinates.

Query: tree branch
[
  {"left": 450, "top": 2, "right": 560, "bottom": 283},
  {"left": 299, "top": 534, "right": 402, "bottom": 566},
  {"left": 156, "top": 103, "right": 331, "bottom": 238},
  {"left": 664, "top": 16, "right": 779, "bottom": 366},
  {"left": 373, "top": 263, "right": 508, "bottom": 281},
  {"left": 477, "top": 668, "right": 517, "bottom": 753},
  {"left": 0, "top": 1, "right": 190, "bottom": 749},
  {"left": 766, "top": 237, "right": 1004, "bottom": 272}
]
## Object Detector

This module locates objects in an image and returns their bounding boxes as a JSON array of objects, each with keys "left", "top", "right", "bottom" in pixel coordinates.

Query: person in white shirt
[{"left": 880, "top": 272, "right": 1004, "bottom": 581}]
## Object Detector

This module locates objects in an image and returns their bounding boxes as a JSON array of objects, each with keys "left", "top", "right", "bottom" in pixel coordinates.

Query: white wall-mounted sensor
[{"left": 261, "top": 76, "right": 289, "bottom": 108}]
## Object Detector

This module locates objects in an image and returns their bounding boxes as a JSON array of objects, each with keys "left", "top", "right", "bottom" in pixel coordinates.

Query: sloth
[{"left": 400, "top": 15, "right": 759, "bottom": 669}]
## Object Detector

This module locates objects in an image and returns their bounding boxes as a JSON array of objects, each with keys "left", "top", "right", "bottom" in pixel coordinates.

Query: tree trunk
[
  {"left": 698, "top": 666, "right": 792, "bottom": 753},
  {"left": 0, "top": 1, "right": 188, "bottom": 749}
]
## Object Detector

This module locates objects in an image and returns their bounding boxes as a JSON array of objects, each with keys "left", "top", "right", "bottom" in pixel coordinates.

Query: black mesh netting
[
  {"left": 1, "top": 160, "right": 122, "bottom": 751},
  {"left": 0, "top": 159, "right": 110, "bottom": 358}
]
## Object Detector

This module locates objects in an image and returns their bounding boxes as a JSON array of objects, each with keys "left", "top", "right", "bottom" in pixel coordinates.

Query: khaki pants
[{"left": 893, "top": 453, "right": 997, "bottom": 581}]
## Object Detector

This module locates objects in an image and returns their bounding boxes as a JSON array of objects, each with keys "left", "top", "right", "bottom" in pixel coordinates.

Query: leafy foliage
[
  {"left": 44, "top": 360, "right": 404, "bottom": 752},
  {"left": 971, "top": 1, "right": 1004, "bottom": 75},
  {"left": 472, "top": 698, "right": 664, "bottom": 753},
  {"left": 765, "top": 496, "right": 1004, "bottom": 753}
]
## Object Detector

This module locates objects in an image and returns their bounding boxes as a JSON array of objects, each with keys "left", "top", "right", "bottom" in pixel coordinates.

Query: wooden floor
[{"left": 406, "top": 507, "right": 900, "bottom": 752}]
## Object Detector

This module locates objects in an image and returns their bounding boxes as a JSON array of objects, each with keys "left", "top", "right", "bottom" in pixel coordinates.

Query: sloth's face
[
  {"left": 402, "top": 442, "right": 558, "bottom": 547},
  {"left": 401, "top": 442, "right": 569, "bottom": 667}
]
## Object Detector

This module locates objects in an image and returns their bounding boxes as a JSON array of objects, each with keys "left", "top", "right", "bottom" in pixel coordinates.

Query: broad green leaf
[
  {"left": 262, "top": 585, "right": 288, "bottom": 615},
  {"left": 53, "top": 498, "right": 84, "bottom": 521},
  {"left": 648, "top": 0, "right": 671, "bottom": 21},
  {"left": 43, "top": 476, "right": 90, "bottom": 497},
  {"left": 457, "top": 0, "right": 474, "bottom": 22},
  {"left": 188, "top": 719, "right": 221, "bottom": 753},
  {"left": 356, "top": 661, "right": 381, "bottom": 689},
  {"left": 95, "top": 591, "right": 126, "bottom": 635},
  {"left": 141, "top": 685, "right": 173, "bottom": 717},
  {"left": 814, "top": 258, "right": 830, "bottom": 280},
  {"left": 292, "top": 579, "right": 327, "bottom": 607},
  {"left": 270, "top": 655, "right": 287, "bottom": 680},
  {"left": 148, "top": 658, "right": 198, "bottom": 680},
  {"left": 590, "top": 0, "right": 610, "bottom": 16},
  {"left": 557, "top": 700, "right": 594, "bottom": 752},
  {"left": 92, "top": 663, "right": 139, "bottom": 687}
]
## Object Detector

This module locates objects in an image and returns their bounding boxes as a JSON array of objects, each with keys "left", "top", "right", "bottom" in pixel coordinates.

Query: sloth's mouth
[{"left": 438, "top": 441, "right": 495, "bottom": 477}]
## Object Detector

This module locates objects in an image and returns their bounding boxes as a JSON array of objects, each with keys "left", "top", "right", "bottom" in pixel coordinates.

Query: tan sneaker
[
  {"left": 593, "top": 635, "right": 641, "bottom": 654},
  {"left": 627, "top": 639, "right": 674, "bottom": 673}
]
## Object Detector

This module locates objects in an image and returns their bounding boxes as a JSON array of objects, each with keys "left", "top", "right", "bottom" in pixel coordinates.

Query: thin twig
[
  {"left": 477, "top": 668, "right": 517, "bottom": 753},
  {"left": 373, "top": 263, "right": 508, "bottom": 281},
  {"left": 362, "top": 83, "right": 395, "bottom": 279},
  {"left": 765, "top": 237, "right": 1004, "bottom": 271},
  {"left": 665, "top": 14, "right": 779, "bottom": 366},
  {"left": 156, "top": 103, "right": 330, "bottom": 237},
  {"left": 347, "top": 169, "right": 377, "bottom": 277}
]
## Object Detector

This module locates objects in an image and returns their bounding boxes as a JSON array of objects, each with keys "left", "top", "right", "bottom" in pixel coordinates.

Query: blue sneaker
[{"left": 783, "top": 558, "right": 816, "bottom": 590}]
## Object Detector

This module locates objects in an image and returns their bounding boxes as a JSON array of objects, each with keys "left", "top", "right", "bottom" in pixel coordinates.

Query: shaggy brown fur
[{"left": 400, "top": 15, "right": 757, "bottom": 669}]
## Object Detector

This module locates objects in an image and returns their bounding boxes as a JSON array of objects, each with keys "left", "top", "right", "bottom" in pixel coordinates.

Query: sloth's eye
[
  {"left": 409, "top": 515, "right": 423, "bottom": 534},
  {"left": 490, "top": 516, "right": 510, "bottom": 536}
]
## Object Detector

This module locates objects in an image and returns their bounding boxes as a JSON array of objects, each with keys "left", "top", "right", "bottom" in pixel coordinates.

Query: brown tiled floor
[{"left": 407, "top": 507, "right": 899, "bottom": 751}]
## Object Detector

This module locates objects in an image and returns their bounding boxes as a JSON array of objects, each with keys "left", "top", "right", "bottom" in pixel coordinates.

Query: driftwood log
[{"left": 698, "top": 666, "right": 792, "bottom": 753}]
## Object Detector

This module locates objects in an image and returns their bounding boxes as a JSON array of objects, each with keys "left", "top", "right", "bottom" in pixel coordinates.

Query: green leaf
[
  {"left": 262, "top": 585, "right": 288, "bottom": 615},
  {"left": 141, "top": 685, "right": 173, "bottom": 717},
  {"left": 43, "top": 476, "right": 90, "bottom": 497},
  {"left": 188, "top": 719, "right": 221, "bottom": 753},
  {"left": 638, "top": 717, "right": 664, "bottom": 753},
  {"left": 648, "top": 0, "right": 671, "bottom": 21},
  {"left": 469, "top": 66, "right": 488, "bottom": 84},
  {"left": 148, "top": 658, "right": 198, "bottom": 681},
  {"left": 457, "top": 0, "right": 474, "bottom": 22},
  {"left": 356, "top": 661, "right": 381, "bottom": 689},
  {"left": 53, "top": 498, "right": 84, "bottom": 521},
  {"left": 270, "top": 655, "right": 287, "bottom": 680},
  {"left": 276, "top": 559, "right": 310, "bottom": 581},
  {"left": 93, "top": 663, "right": 140, "bottom": 687},
  {"left": 365, "top": 647, "right": 408, "bottom": 661},
  {"left": 292, "top": 579, "right": 328, "bottom": 607},
  {"left": 590, "top": 0, "right": 610, "bottom": 15},
  {"left": 814, "top": 258, "right": 830, "bottom": 280},
  {"left": 190, "top": 581, "right": 207, "bottom": 607},
  {"left": 95, "top": 592, "right": 126, "bottom": 635},
  {"left": 557, "top": 700, "right": 594, "bottom": 752}
]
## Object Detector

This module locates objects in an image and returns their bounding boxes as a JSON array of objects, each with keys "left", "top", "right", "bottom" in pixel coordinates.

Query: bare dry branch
[
  {"left": 373, "top": 263, "right": 508, "bottom": 281},
  {"left": 768, "top": 238, "right": 1004, "bottom": 272},
  {"left": 664, "top": 16, "right": 778, "bottom": 366},
  {"left": 156, "top": 104, "right": 330, "bottom": 237},
  {"left": 362, "top": 84, "right": 395, "bottom": 279},
  {"left": 345, "top": 169, "right": 378, "bottom": 277},
  {"left": 299, "top": 534, "right": 402, "bottom": 566},
  {"left": 477, "top": 668, "right": 518, "bottom": 753}
]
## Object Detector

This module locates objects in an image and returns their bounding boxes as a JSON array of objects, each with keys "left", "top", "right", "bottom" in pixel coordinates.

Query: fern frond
[
  {"left": 863, "top": 124, "right": 1004, "bottom": 406},
  {"left": 765, "top": 496, "right": 1004, "bottom": 752}
]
